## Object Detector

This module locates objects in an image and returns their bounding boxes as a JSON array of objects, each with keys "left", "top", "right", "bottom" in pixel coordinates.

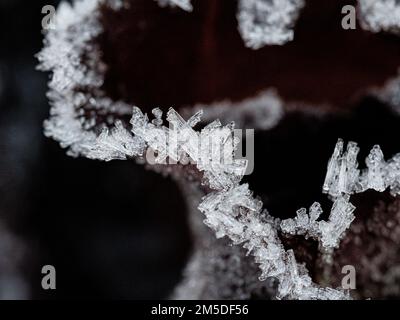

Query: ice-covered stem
[
  {"left": 37, "top": 0, "right": 136, "bottom": 160},
  {"left": 198, "top": 184, "right": 350, "bottom": 299},
  {"left": 281, "top": 197, "right": 356, "bottom": 250},
  {"left": 358, "top": 0, "right": 400, "bottom": 35},
  {"left": 323, "top": 139, "right": 400, "bottom": 197},
  {"left": 130, "top": 107, "right": 247, "bottom": 191},
  {"left": 282, "top": 139, "right": 400, "bottom": 255},
  {"left": 323, "top": 139, "right": 361, "bottom": 197}
]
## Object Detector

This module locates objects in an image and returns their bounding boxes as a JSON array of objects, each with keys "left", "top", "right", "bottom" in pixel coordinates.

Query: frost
[
  {"left": 363, "top": 145, "right": 386, "bottom": 192},
  {"left": 37, "top": 0, "right": 136, "bottom": 160},
  {"left": 281, "top": 197, "right": 355, "bottom": 250},
  {"left": 319, "top": 196, "right": 356, "bottom": 249},
  {"left": 323, "top": 139, "right": 400, "bottom": 197},
  {"left": 199, "top": 184, "right": 350, "bottom": 299},
  {"left": 283, "top": 139, "right": 400, "bottom": 251},
  {"left": 386, "top": 154, "right": 400, "bottom": 196},
  {"left": 87, "top": 121, "right": 145, "bottom": 161},
  {"left": 358, "top": 0, "right": 400, "bottom": 35},
  {"left": 323, "top": 139, "right": 360, "bottom": 197},
  {"left": 281, "top": 203, "right": 322, "bottom": 239},
  {"left": 130, "top": 107, "right": 247, "bottom": 190},
  {"left": 237, "top": 0, "right": 305, "bottom": 49},
  {"left": 172, "top": 238, "right": 279, "bottom": 300}
]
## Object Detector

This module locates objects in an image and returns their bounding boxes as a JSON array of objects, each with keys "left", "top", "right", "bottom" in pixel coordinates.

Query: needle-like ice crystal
[
  {"left": 281, "top": 197, "right": 356, "bottom": 250},
  {"left": 323, "top": 139, "right": 400, "bottom": 197}
]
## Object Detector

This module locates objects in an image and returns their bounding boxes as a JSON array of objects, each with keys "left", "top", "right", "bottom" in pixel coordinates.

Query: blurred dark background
[{"left": 0, "top": 0, "right": 191, "bottom": 299}]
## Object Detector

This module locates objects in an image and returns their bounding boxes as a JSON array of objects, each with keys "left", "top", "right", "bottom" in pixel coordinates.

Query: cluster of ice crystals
[
  {"left": 386, "top": 154, "right": 400, "bottom": 195},
  {"left": 280, "top": 139, "right": 399, "bottom": 252},
  {"left": 278, "top": 250, "right": 350, "bottom": 300},
  {"left": 323, "top": 139, "right": 361, "bottom": 197},
  {"left": 282, "top": 139, "right": 400, "bottom": 252},
  {"left": 198, "top": 184, "right": 350, "bottom": 299},
  {"left": 281, "top": 197, "right": 355, "bottom": 250},
  {"left": 281, "top": 203, "right": 322, "bottom": 239},
  {"left": 319, "top": 196, "right": 356, "bottom": 249},
  {"left": 37, "top": 0, "right": 139, "bottom": 160},
  {"left": 130, "top": 107, "right": 247, "bottom": 191},
  {"left": 323, "top": 139, "right": 400, "bottom": 198},
  {"left": 237, "top": 0, "right": 305, "bottom": 49},
  {"left": 156, "top": 0, "right": 193, "bottom": 11},
  {"left": 87, "top": 121, "right": 145, "bottom": 161},
  {"left": 358, "top": 0, "right": 400, "bottom": 35},
  {"left": 364, "top": 145, "right": 387, "bottom": 192}
]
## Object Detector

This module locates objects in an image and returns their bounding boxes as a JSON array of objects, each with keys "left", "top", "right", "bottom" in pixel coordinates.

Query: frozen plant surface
[
  {"left": 281, "top": 139, "right": 400, "bottom": 253},
  {"left": 130, "top": 107, "right": 247, "bottom": 191},
  {"left": 358, "top": 0, "right": 400, "bottom": 34},
  {"left": 38, "top": 0, "right": 400, "bottom": 300},
  {"left": 198, "top": 184, "right": 350, "bottom": 299},
  {"left": 37, "top": 0, "right": 136, "bottom": 160},
  {"left": 237, "top": 0, "right": 305, "bottom": 48},
  {"left": 323, "top": 139, "right": 400, "bottom": 198},
  {"left": 281, "top": 197, "right": 356, "bottom": 250}
]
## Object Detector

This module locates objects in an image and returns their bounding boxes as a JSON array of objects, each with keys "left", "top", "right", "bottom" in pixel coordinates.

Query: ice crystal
[
  {"left": 130, "top": 107, "right": 247, "bottom": 190},
  {"left": 198, "top": 184, "right": 350, "bottom": 299},
  {"left": 283, "top": 139, "right": 400, "bottom": 251},
  {"left": 237, "top": 0, "right": 305, "bottom": 49},
  {"left": 323, "top": 139, "right": 360, "bottom": 197},
  {"left": 319, "top": 196, "right": 356, "bottom": 249},
  {"left": 281, "top": 197, "right": 355, "bottom": 250},
  {"left": 358, "top": 0, "right": 400, "bottom": 35},
  {"left": 37, "top": 0, "right": 135, "bottom": 160},
  {"left": 156, "top": 0, "right": 193, "bottom": 12},
  {"left": 281, "top": 203, "right": 323, "bottom": 239},
  {"left": 323, "top": 139, "right": 400, "bottom": 197},
  {"left": 363, "top": 145, "right": 386, "bottom": 192},
  {"left": 386, "top": 154, "right": 400, "bottom": 196}
]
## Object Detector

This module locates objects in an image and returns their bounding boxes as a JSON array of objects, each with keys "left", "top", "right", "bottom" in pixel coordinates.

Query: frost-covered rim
[{"left": 37, "top": 0, "right": 400, "bottom": 300}]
